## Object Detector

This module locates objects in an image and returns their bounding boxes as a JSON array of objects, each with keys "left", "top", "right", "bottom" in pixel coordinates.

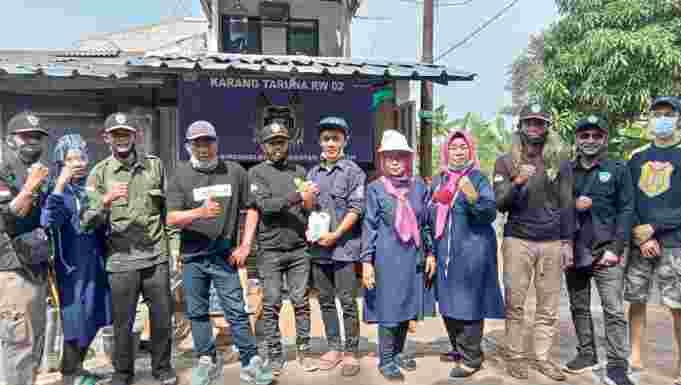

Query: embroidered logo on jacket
[{"left": 639, "top": 161, "right": 674, "bottom": 198}]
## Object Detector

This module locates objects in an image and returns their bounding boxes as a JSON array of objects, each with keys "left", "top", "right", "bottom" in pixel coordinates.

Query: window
[
  {"left": 287, "top": 20, "right": 319, "bottom": 56},
  {"left": 222, "top": 15, "right": 262, "bottom": 54}
]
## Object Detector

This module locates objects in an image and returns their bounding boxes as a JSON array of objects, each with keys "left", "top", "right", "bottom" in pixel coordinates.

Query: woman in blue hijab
[{"left": 41, "top": 134, "right": 112, "bottom": 385}]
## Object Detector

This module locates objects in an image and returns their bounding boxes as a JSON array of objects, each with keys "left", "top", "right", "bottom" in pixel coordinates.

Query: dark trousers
[
  {"left": 183, "top": 253, "right": 257, "bottom": 367},
  {"left": 61, "top": 341, "right": 89, "bottom": 376},
  {"left": 259, "top": 248, "right": 311, "bottom": 359},
  {"left": 442, "top": 317, "right": 484, "bottom": 369},
  {"left": 565, "top": 264, "right": 628, "bottom": 369},
  {"left": 311, "top": 261, "right": 360, "bottom": 353},
  {"left": 378, "top": 322, "right": 409, "bottom": 368},
  {"left": 109, "top": 263, "right": 173, "bottom": 382}
]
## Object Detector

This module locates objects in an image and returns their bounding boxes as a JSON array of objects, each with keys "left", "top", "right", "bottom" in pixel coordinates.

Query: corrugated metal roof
[
  {"left": 127, "top": 53, "right": 477, "bottom": 84},
  {"left": 0, "top": 50, "right": 132, "bottom": 79}
]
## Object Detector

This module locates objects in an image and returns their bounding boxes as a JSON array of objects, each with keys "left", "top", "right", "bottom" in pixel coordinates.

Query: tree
[
  {"left": 506, "top": 33, "right": 545, "bottom": 116},
  {"left": 535, "top": 0, "right": 681, "bottom": 158}
]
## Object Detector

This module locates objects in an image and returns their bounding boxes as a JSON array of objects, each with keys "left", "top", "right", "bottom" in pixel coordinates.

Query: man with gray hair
[
  {"left": 166, "top": 121, "right": 272, "bottom": 385},
  {"left": 0, "top": 111, "right": 51, "bottom": 385}
]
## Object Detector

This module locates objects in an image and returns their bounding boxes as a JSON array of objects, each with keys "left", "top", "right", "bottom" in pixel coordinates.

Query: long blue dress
[
  {"left": 41, "top": 185, "right": 112, "bottom": 348},
  {"left": 431, "top": 170, "right": 505, "bottom": 321},
  {"left": 361, "top": 177, "right": 436, "bottom": 324}
]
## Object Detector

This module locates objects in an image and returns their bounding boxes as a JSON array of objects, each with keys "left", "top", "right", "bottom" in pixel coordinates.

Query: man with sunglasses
[
  {"left": 626, "top": 97, "right": 681, "bottom": 384},
  {"left": 561, "top": 115, "right": 634, "bottom": 385}
]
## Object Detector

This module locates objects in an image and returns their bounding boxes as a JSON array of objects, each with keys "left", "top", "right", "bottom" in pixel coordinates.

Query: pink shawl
[{"left": 434, "top": 131, "right": 480, "bottom": 239}]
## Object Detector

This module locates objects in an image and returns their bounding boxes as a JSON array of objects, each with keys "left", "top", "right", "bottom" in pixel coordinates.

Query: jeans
[
  {"left": 311, "top": 262, "right": 360, "bottom": 353},
  {"left": 442, "top": 317, "right": 484, "bottom": 369},
  {"left": 109, "top": 263, "right": 173, "bottom": 382},
  {"left": 565, "top": 264, "right": 628, "bottom": 369},
  {"left": 183, "top": 253, "right": 257, "bottom": 367},
  {"left": 259, "top": 247, "right": 311, "bottom": 359}
]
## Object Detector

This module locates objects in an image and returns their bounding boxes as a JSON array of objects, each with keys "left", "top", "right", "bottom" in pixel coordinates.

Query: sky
[{"left": 0, "top": 0, "right": 558, "bottom": 121}]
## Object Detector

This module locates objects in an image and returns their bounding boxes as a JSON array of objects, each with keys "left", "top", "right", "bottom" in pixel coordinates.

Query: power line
[{"left": 434, "top": 0, "right": 521, "bottom": 62}]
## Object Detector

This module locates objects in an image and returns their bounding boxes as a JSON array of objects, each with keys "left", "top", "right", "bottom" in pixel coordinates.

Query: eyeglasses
[{"left": 577, "top": 132, "right": 605, "bottom": 140}]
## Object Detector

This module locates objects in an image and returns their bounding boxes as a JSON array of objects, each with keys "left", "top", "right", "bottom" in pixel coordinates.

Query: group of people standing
[{"left": 0, "top": 94, "right": 679, "bottom": 385}]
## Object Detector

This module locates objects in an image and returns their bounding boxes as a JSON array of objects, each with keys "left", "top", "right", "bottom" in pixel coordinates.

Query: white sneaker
[{"left": 241, "top": 356, "right": 274, "bottom": 385}]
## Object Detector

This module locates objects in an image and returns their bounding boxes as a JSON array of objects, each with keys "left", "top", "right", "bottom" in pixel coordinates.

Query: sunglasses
[{"left": 577, "top": 132, "right": 605, "bottom": 140}]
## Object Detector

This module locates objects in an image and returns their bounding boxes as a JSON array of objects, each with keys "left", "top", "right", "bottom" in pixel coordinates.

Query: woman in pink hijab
[
  {"left": 430, "top": 130, "right": 504, "bottom": 379},
  {"left": 360, "top": 130, "right": 436, "bottom": 381}
]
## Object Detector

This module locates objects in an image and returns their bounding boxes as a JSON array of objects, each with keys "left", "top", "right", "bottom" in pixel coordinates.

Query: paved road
[{"left": 37, "top": 277, "right": 676, "bottom": 385}]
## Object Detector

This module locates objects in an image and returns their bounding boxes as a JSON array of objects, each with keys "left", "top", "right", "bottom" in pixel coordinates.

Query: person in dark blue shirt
[
  {"left": 626, "top": 97, "right": 681, "bottom": 383},
  {"left": 306, "top": 117, "right": 365, "bottom": 376},
  {"left": 561, "top": 115, "right": 634, "bottom": 385}
]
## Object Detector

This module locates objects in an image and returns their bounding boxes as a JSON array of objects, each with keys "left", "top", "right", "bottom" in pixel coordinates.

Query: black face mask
[{"left": 18, "top": 144, "right": 43, "bottom": 164}]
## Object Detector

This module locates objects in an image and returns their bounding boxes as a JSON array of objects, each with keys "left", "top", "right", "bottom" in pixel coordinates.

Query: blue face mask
[{"left": 653, "top": 117, "right": 678, "bottom": 138}]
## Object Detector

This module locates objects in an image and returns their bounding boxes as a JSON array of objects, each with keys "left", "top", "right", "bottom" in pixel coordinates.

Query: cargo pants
[
  {"left": 502, "top": 237, "right": 562, "bottom": 362},
  {"left": 0, "top": 270, "right": 47, "bottom": 385}
]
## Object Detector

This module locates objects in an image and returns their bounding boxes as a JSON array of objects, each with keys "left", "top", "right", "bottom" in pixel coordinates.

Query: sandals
[
  {"left": 341, "top": 355, "right": 361, "bottom": 377},
  {"left": 318, "top": 351, "right": 343, "bottom": 371}
]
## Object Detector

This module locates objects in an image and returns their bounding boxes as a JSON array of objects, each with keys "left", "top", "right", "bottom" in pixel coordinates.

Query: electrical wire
[{"left": 434, "top": 0, "right": 521, "bottom": 62}]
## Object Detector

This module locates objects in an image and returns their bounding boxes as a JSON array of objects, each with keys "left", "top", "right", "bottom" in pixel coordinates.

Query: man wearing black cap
[
  {"left": 306, "top": 116, "right": 365, "bottom": 376},
  {"left": 626, "top": 96, "right": 681, "bottom": 382},
  {"left": 0, "top": 111, "right": 50, "bottom": 385},
  {"left": 165, "top": 120, "right": 272, "bottom": 385},
  {"left": 493, "top": 102, "right": 573, "bottom": 381},
  {"left": 82, "top": 112, "right": 175, "bottom": 385},
  {"left": 248, "top": 121, "right": 319, "bottom": 376},
  {"left": 561, "top": 115, "right": 634, "bottom": 385}
]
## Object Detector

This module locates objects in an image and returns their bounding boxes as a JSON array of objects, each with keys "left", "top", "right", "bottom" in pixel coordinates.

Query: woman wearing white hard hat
[{"left": 360, "top": 129, "right": 436, "bottom": 381}]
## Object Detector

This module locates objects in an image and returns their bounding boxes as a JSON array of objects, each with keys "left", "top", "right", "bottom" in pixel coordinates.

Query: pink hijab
[
  {"left": 378, "top": 150, "right": 421, "bottom": 247},
  {"left": 434, "top": 130, "right": 480, "bottom": 239}
]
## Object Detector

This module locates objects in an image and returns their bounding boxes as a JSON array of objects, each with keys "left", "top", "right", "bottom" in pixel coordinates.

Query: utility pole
[{"left": 419, "top": 0, "right": 434, "bottom": 177}]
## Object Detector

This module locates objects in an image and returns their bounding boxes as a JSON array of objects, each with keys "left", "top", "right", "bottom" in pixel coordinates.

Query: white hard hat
[{"left": 377, "top": 129, "right": 413, "bottom": 153}]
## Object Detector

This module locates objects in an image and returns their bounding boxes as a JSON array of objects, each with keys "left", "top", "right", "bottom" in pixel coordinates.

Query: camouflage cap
[
  {"left": 104, "top": 112, "right": 138, "bottom": 133},
  {"left": 575, "top": 114, "right": 608, "bottom": 132},
  {"left": 260, "top": 121, "right": 290, "bottom": 143},
  {"left": 651, "top": 96, "right": 681, "bottom": 113},
  {"left": 7, "top": 111, "right": 48, "bottom": 135},
  {"left": 518, "top": 103, "right": 552, "bottom": 124}
]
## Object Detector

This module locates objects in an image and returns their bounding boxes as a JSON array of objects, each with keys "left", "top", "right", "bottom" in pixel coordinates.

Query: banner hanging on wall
[{"left": 178, "top": 75, "right": 381, "bottom": 163}]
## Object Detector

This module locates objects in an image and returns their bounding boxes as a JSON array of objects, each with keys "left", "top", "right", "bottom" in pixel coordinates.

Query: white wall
[{"left": 209, "top": 0, "right": 351, "bottom": 57}]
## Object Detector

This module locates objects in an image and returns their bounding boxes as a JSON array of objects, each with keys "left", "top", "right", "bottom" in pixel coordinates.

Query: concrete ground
[{"left": 37, "top": 277, "right": 677, "bottom": 385}]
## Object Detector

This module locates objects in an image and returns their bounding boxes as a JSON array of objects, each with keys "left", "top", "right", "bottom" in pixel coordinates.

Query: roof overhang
[{"left": 126, "top": 52, "right": 477, "bottom": 85}]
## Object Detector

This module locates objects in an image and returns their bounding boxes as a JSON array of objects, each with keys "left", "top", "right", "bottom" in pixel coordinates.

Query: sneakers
[
  {"left": 563, "top": 353, "right": 598, "bottom": 374},
  {"left": 296, "top": 349, "right": 318, "bottom": 372},
  {"left": 265, "top": 358, "right": 286, "bottom": 377},
  {"left": 604, "top": 367, "right": 635, "bottom": 385},
  {"left": 379, "top": 362, "right": 404, "bottom": 381},
  {"left": 62, "top": 373, "right": 102, "bottom": 385},
  {"left": 534, "top": 360, "right": 567, "bottom": 381},
  {"left": 507, "top": 359, "right": 528, "bottom": 380},
  {"left": 394, "top": 353, "right": 416, "bottom": 372},
  {"left": 190, "top": 356, "right": 219, "bottom": 385},
  {"left": 241, "top": 356, "right": 274, "bottom": 385}
]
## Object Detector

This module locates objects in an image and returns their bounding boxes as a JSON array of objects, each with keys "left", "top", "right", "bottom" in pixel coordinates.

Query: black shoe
[
  {"left": 604, "top": 367, "right": 634, "bottom": 385},
  {"left": 394, "top": 353, "right": 416, "bottom": 372},
  {"left": 111, "top": 373, "right": 133, "bottom": 385},
  {"left": 153, "top": 370, "right": 178, "bottom": 385},
  {"left": 563, "top": 354, "right": 598, "bottom": 374},
  {"left": 449, "top": 364, "right": 480, "bottom": 378}
]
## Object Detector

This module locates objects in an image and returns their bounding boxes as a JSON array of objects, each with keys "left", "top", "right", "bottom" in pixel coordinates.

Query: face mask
[
  {"left": 190, "top": 156, "right": 218, "bottom": 171},
  {"left": 652, "top": 117, "right": 678, "bottom": 138}
]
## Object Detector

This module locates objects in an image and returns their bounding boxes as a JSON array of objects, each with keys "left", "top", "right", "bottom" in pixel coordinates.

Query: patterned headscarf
[{"left": 50, "top": 133, "right": 90, "bottom": 204}]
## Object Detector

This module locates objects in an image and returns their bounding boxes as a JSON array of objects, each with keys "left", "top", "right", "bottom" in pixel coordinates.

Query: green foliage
[{"left": 535, "top": 0, "right": 681, "bottom": 159}]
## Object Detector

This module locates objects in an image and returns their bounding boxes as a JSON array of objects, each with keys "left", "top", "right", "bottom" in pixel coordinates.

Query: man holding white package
[{"left": 306, "top": 117, "right": 366, "bottom": 376}]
